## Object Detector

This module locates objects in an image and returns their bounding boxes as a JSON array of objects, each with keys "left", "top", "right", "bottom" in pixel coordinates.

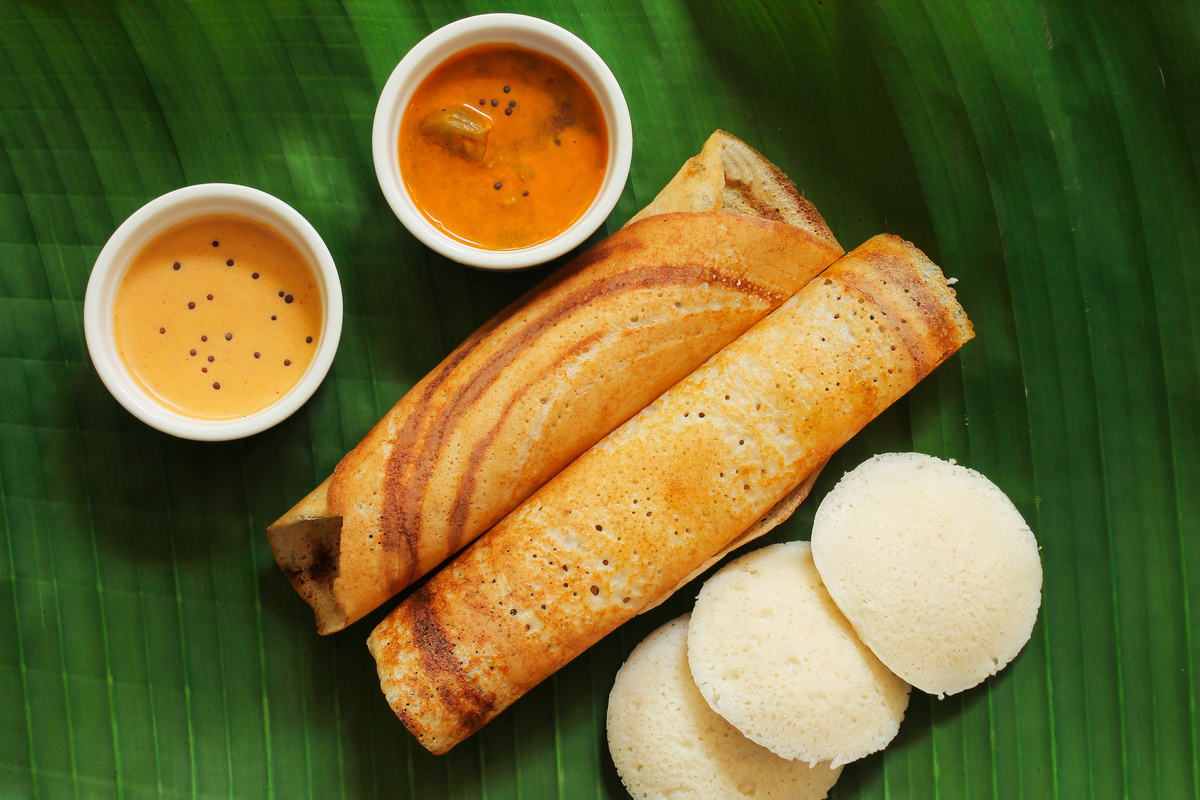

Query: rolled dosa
[
  {"left": 367, "top": 234, "right": 974, "bottom": 754},
  {"left": 269, "top": 131, "right": 843, "bottom": 634}
]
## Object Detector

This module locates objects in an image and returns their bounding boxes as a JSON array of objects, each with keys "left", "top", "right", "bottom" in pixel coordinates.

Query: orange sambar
[
  {"left": 113, "top": 215, "right": 322, "bottom": 420},
  {"left": 400, "top": 44, "right": 609, "bottom": 251}
]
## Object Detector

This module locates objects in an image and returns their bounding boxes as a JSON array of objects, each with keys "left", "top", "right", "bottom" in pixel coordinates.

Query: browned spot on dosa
[
  {"left": 404, "top": 590, "right": 493, "bottom": 732},
  {"left": 725, "top": 178, "right": 786, "bottom": 223}
]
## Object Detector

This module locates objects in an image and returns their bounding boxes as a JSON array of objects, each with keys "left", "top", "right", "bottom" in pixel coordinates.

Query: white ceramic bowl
[
  {"left": 372, "top": 13, "right": 633, "bottom": 270},
  {"left": 84, "top": 183, "right": 343, "bottom": 441}
]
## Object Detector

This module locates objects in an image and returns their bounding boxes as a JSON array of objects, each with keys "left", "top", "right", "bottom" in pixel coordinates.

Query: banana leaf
[{"left": 1, "top": 0, "right": 1197, "bottom": 797}]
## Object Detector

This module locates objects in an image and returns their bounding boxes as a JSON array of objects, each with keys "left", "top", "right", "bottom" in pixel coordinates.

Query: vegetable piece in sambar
[{"left": 419, "top": 106, "right": 492, "bottom": 162}]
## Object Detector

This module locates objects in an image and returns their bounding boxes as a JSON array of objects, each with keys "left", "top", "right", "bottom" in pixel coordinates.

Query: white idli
[
  {"left": 606, "top": 615, "right": 841, "bottom": 800},
  {"left": 687, "top": 541, "right": 911, "bottom": 767},
  {"left": 811, "top": 452, "right": 1043, "bottom": 697}
]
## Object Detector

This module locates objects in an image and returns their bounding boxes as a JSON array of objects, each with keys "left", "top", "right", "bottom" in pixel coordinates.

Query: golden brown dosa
[
  {"left": 367, "top": 234, "right": 974, "bottom": 754},
  {"left": 268, "top": 132, "right": 843, "bottom": 634}
]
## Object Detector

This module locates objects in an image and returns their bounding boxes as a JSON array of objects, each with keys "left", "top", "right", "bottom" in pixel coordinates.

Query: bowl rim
[
  {"left": 83, "top": 183, "right": 343, "bottom": 441},
  {"left": 372, "top": 12, "right": 633, "bottom": 270}
]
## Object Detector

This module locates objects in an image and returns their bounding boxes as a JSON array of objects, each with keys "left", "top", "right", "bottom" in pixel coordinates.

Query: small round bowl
[
  {"left": 84, "top": 183, "right": 343, "bottom": 441},
  {"left": 372, "top": 13, "right": 633, "bottom": 270}
]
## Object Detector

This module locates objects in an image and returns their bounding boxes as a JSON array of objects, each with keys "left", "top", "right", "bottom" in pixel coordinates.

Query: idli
[
  {"left": 606, "top": 615, "right": 841, "bottom": 800},
  {"left": 687, "top": 541, "right": 911, "bottom": 766},
  {"left": 811, "top": 452, "right": 1043, "bottom": 697}
]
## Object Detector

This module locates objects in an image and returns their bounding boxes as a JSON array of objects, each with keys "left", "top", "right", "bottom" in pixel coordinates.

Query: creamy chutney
[{"left": 113, "top": 214, "right": 322, "bottom": 420}]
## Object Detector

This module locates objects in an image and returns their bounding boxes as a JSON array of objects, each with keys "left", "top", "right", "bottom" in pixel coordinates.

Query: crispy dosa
[
  {"left": 368, "top": 234, "right": 974, "bottom": 754},
  {"left": 269, "top": 132, "right": 842, "bottom": 634}
]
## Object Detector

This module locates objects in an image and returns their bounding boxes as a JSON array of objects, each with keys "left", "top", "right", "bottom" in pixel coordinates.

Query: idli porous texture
[
  {"left": 607, "top": 615, "right": 842, "bottom": 800},
  {"left": 810, "top": 452, "right": 1043, "bottom": 698},
  {"left": 687, "top": 541, "right": 911, "bottom": 767}
]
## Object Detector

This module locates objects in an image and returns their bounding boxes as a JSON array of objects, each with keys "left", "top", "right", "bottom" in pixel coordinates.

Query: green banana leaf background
[{"left": 2, "top": 0, "right": 1198, "bottom": 797}]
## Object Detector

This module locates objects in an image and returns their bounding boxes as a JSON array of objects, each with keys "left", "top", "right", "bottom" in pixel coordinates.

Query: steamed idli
[
  {"left": 607, "top": 615, "right": 841, "bottom": 800},
  {"left": 811, "top": 452, "right": 1043, "bottom": 697},
  {"left": 687, "top": 541, "right": 911, "bottom": 767}
]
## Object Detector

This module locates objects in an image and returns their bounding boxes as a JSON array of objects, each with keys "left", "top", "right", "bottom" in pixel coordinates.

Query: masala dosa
[
  {"left": 368, "top": 234, "right": 974, "bottom": 754},
  {"left": 269, "top": 131, "right": 843, "bottom": 634}
]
